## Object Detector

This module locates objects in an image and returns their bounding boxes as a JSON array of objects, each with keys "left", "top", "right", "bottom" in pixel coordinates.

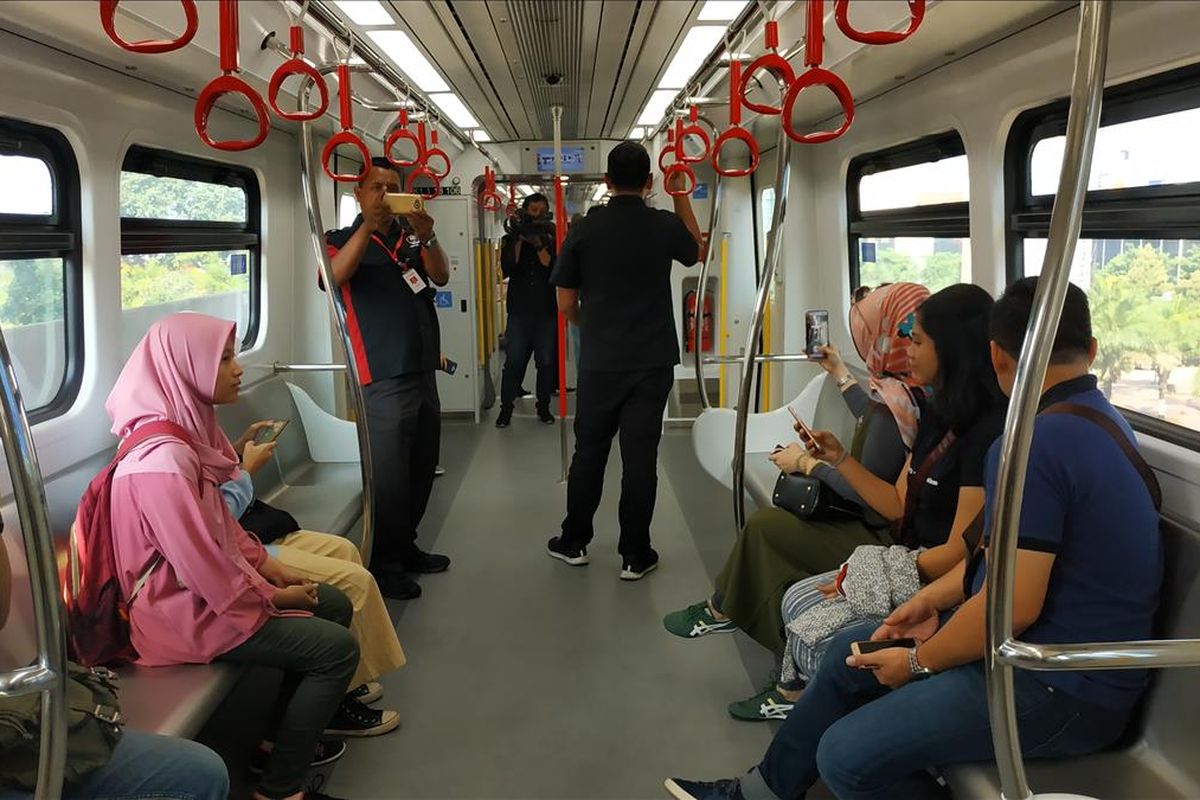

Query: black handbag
[
  {"left": 239, "top": 498, "right": 301, "bottom": 544},
  {"left": 772, "top": 472, "right": 863, "bottom": 520}
]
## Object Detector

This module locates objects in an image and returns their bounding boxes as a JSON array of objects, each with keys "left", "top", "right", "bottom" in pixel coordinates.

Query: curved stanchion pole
[
  {"left": 984, "top": 4, "right": 1111, "bottom": 799},
  {"left": 296, "top": 69, "right": 375, "bottom": 565},
  {"left": 692, "top": 172, "right": 724, "bottom": 409},
  {"left": 0, "top": 327, "right": 68, "bottom": 798},
  {"left": 732, "top": 95, "right": 792, "bottom": 531}
]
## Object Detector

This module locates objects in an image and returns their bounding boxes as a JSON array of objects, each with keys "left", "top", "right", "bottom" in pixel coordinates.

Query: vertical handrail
[
  {"left": 552, "top": 104, "right": 570, "bottom": 482},
  {"left": 719, "top": 232, "right": 730, "bottom": 408},
  {"left": 984, "top": 3, "right": 1111, "bottom": 799},
  {"left": 732, "top": 90, "right": 792, "bottom": 531},
  {"left": 692, "top": 172, "right": 724, "bottom": 410},
  {"left": 297, "top": 65, "right": 376, "bottom": 564},
  {"left": 0, "top": 325, "right": 68, "bottom": 798}
]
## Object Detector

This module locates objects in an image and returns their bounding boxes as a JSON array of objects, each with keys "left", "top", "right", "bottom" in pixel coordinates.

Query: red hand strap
[
  {"left": 195, "top": 0, "right": 269, "bottom": 152},
  {"left": 740, "top": 21, "right": 795, "bottom": 116},
  {"left": 100, "top": 0, "right": 198, "bottom": 54},
  {"left": 713, "top": 59, "right": 761, "bottom": 178},
  {"left": 782, "top": 67, "right": 855, "bottom": 144},
  {"left": 406, "top": 165, "right": 442, "bottom": 198},
  {"left": 321, "top": 64, "right": 370, "bottom": 182},
  {"left": 677, "top": 106, "right": 712, "bottom": 164},
  {"left": 386, "top": 109, "right": 424, "bottom": 168},
  {"left": 269, "top": 25, "right": 329, "bottom": 122},
  {"left": 835, "top": 0, "right": 925, "bottom": 45},
  {"left": 663, "top": 163, "right": 697, "bottom": 197},
  {"left": 423, "top": 128, "right": 452, "bottom": 180}
]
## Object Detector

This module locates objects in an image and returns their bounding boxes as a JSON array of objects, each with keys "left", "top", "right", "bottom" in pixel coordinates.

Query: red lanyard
[{"left": 371, "top": 233, "right": 411, "bottom": 269}]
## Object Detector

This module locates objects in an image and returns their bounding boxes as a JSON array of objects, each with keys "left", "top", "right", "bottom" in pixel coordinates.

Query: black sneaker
[
  {"left": 620, "top": 549, "right": 660, "bottom": 581},
  {"left": 374, "top": 570, "right": 421, "bottom": 600},
  {"left": 347, "top": 681, "right": 383, "bottom": 705},
  {"left": 401, "top": 550, "right": 451, "bottom": 574},
  {"left": 547, "top": 536, "right": 589, "bottom": 566},
  {"left": 496, "top": 407, "right": 513, "bottom": 428},
  {"left": 537, "top": 407, "right": 555, "bottom": 424},
  {"left": 249, "top": 737, "right": 346, "bottom": 773},
  {"left": 518, "top": 386, "right": 531, "bottom": 398},
  {"left": 324, "top": 696, "right": 400, "bottom": 737}
]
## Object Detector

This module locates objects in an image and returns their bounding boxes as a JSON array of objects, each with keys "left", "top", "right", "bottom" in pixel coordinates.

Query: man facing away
[
  {"left": 497, "top": 192, "right": 558, "bottom": 427},
  {"left": 547, "top": 141, "right": 705, "bottom": 580},
  {"left": 324, "top": 157, "right": 452, "bottom": 600}
]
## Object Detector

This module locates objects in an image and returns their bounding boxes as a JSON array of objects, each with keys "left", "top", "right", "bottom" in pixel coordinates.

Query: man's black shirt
[
  {"left": 500, "top": 235, "right": 556, "bottom": 316},
  {"left": 550, "top": 195, "right": 699, "bottom": 371},
  {"left": 324, "top": 215, "right": 440, "bottom": 384}
]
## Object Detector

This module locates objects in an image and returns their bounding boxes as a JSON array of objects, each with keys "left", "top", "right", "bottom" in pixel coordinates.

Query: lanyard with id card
[{"left": 372, "top": 233, "right": 428, "bottom": 294}]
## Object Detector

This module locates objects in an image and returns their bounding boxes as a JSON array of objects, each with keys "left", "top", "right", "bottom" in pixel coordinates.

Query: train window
[
  {"left": 847, "top": 132, "right": 970, "bottom": 293},
  {"left": 339, "top": 193, "right": 358, "bottom": 228},
  {"left": 760, "top": 186, "right": 776, "bottom": 252},
  {"left": 119, "top": 146, "right": 261, "bottom": 350},
  {"left": 1008, "top": 64, "right": 1200, "bottom": 447},
  {"left": 0, "top": 117, "right": 82, "bottom": 420}
]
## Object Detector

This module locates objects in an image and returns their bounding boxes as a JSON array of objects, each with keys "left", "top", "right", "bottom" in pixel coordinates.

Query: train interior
[{"left": 0, "top": 0, "right": 1199, "bottom": 798}]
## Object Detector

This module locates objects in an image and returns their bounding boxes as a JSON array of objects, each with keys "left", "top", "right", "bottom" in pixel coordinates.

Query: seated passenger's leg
[
  {"left": 220, "top": 584, "right": 359, "bottom": 800},
  {"left": 63, "top": 732, "right": 228, "bottom": 800}
]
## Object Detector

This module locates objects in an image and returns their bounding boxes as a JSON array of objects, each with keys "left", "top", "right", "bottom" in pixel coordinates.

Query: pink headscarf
[
  {"left": 848, "top": 282, "right": 930, "bottom": 449},
  {"left": 106, "top": 313, "right": 240, "bottom": 485}
]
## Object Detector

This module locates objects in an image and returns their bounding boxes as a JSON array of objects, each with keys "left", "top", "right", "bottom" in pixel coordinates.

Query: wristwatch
[
  {"left": 836, "top": 374, "right": 854, "bottom": 390},
  {"left": 421, "top": 234, "right": 438, "bottom": 249},
  {"left": 908, "top": 646, "right": 935, "bottom": 679}
]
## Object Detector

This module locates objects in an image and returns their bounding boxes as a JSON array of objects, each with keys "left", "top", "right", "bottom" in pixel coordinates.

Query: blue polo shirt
[{"left": 970, "top": 375, "right": 1162, "bottom": 709}]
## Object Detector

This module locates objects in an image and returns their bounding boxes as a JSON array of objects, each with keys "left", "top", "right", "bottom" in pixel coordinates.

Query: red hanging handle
[
  {"left": 781, "top": 67, "right": 855, "bottom": 144},
  {"left": 805, "top": 0, "right": 825, "bottom": 68},
  {"left": 658, "top": 127, "right": 680, "bottom": 173},
  {"left": 100, "top": 0, "right": 198, "bottom": 54},
  {"left": 406, "top": 164, "right": 442, "bottom": 198},
  {"left": 320, "top": 63, "right": 370, "bottom": 182},
  {"left": 677, "top": 106, "right": 712, "bottom": 164},
  {"left": 663, "top": 163, "right": 697, "bottom": 197},
  {"left": 386, "top": 109, "right": 424, "bottom": 168},
  {"left": 740, "top": 20, "right": 796, "bottom": 116},
  {"left": 268, "top": 25, "right": 329, "bottom": 122},
  {"left": 505, "top": 182, "right": 519, "bottom": 217},
  {"left": 713, "top": 59, "right": 761, "bottom": 178},
  {"left": 423, "top": 126, "right": 452, "bottom": 180},
  {"left": 195, "top": 0, "right": 270, "bottom": 152},
  {"left": 479, "top": 165, "right": 505, "bottom": 211},
  {"left": 834, "top": 0, "right": 925, "bottom": 45}
]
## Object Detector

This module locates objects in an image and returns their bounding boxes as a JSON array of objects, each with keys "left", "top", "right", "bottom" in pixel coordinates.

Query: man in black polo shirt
[
  {"left": 547, "top": 141, "right": 704, "bottom": 579},
  {"left": 497, "top": 192, "right": 557, "bottom": 427},
  {"left": 325, "top": 157, "right": 451, "bottom": 599}
]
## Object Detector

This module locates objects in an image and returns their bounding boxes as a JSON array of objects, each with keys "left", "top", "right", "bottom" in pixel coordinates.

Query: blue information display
[
  {"left": 860, "top": 242, "right": 877, "bottom": 263},
  {"left": 229, "top": 252, "right": 248, "bottom": 275},
  {"left": 536, "top": 146, "right": 586, "bottom": 173},
  {"left": 693, "top": 183, "right": 709, "bottom": 199},
  {"left": 434, "top": 290, "right": 454, "bottom": 309}
]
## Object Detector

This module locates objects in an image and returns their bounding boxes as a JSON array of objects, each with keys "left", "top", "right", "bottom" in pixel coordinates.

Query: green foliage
[
  {"left": 859, "top": 243, "right": 960, "bottom": 293},
  {"left": 0, "top": 258, "right": 63, "bottom": 327},
  {"left": 121, "top": 251, "right": 248, "bottom": 309},
  {"left": 119, "top": 173, "right": 246, "bottom": 222}
]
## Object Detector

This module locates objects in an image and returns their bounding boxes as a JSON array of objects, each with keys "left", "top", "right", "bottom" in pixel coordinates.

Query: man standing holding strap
[
  {"left": 547, "top": 141, "right": 705, "bottom": 580},
  {"left": 325, "top": 157, "right": 452, "bottom": 600}
]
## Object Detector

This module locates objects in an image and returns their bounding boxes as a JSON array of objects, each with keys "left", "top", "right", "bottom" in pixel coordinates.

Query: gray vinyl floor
[{"left": 321, "top": 401, "right": 780, "bottom": 799}]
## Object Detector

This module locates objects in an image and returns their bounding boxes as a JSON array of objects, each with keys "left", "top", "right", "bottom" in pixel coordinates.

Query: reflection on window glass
[
  {"left": 120, "top": 250, "right": 250, "bottom": 353},
  {"left": 859, "top": 155, "right": 969, "bottom": 212},
  {"left": 1031, "top": 108, "right": 1200, "bottom": 195},
  {"left": 0, "top": 154, "right": 53, "bottom": 215},
  {"left": 1024, "top": 238, "right": 1200, "bottom": 432},
  {"left": 120, "top": 172, "right": 247, "bottom": 222},
  {"left": 760, "top": 187, "right": 776, "bottom": 251},
  {"left": 0, "top": 257, "right": 65, "bottom": 408},
  {"left": 858, "top": 237, "right": 966, "bottom": 293},
  {"left": 339, "top": 193, "right": 359, "bottom": 228}
]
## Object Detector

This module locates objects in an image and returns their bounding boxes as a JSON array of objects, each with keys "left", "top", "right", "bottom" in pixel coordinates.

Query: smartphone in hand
[
  {"left": 805, "top": 309, "right": 830, "bottom": 358},
  {"left": 384, "top": 193, "right": 425, "bottom": 215},
  {"left": 850, "top": 638, "right": 917, "bottom": 658},
  {"left": 787, "top": 406, "right": 822, "bottom": 453},
  {"left": 441, "top": 358, "right": 458, "bottom": 376},
  {"left": 253, "top": 419, "right": 290, "bottom": 445}
]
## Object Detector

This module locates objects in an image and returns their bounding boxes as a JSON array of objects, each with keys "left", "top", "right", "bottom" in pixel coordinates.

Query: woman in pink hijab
[{"left": 107, "top": 312, "right": 356, "bottom": 800}]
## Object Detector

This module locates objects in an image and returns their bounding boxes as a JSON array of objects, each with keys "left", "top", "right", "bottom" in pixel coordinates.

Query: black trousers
[
  {"left": 560, "top": 367, "right": 674, "bottom": 558},
  {"left": 501, "top": 312, "right": 558, "bottom": 409},
  {"left": 363, "top": 371, "right": 441, "bottom": 569}
]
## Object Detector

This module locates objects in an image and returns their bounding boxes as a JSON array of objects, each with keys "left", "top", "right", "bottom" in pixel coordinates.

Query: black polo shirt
[
  {"left": 324, "top": 215, "right": 440, "bottom": 385},
  {"left": 550, "top": 195, "right": 699, "bottom": 371},
  {"left": 500, "top": 234, "right": 557, "bottom": 316}
]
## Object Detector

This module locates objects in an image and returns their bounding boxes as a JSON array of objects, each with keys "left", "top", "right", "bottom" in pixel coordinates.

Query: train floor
[{"left": 205, "top": 388, "right": 837, "bottom": 798}]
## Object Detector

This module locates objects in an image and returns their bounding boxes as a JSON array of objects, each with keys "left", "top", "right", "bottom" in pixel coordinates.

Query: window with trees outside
[
  {"left": 0, "top": 117, "right": 82, "bottom": 419},
  {"left": 1008, "top": 64, "right": 1200, "bottom": 446},
  {"left": 847, "top": 132, "right": 969, "bottom": 294},
  {"left": 120, "top": 146, "right": 261, "bottom": 355}
]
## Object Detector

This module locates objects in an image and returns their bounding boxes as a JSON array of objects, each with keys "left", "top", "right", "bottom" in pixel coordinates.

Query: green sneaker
[
  {"left": 663, "top": 601, "right": 737, "bottom": 639},
  {"left": 728, "top": 687, "right": 796, "bottom": 721}
]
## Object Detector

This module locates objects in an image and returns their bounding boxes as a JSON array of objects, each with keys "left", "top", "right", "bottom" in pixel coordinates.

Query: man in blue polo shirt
[
  {"left": 666, "top": 277, "right": 1163, "bottom": 800},
  {"left": 325, "top": 157, "right": 452, "bottom": 600}
]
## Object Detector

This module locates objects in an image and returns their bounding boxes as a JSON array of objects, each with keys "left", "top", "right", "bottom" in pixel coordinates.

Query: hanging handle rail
[
  {"left": 296, "top": 65, "right": 376, "bottom": 564},
  {"left": 0, "top": 326, "right": 68, "bottom": 798}
]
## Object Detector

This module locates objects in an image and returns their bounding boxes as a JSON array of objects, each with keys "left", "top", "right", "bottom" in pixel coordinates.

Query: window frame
[
  {"left": 846, "top": 131, "right": 971, "bottom": 290},
  {"left": 0, "top": 116, "right": 83, "bottom": 422},
  {"left": 120, "top": 146, "right": 262, "bottom": 347},
  {"left": 1005, "top": 63, "right": 1200, "bottom": 451}
]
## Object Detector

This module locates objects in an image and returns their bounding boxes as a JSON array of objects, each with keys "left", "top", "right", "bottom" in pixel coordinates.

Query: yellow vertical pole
[
  {"left": 718, "top": 233, "right": 729, "bottom": 408},
  {"left": 762, "top": 288, "right": 772, "bottom": 412},
  {"left": 475, "top": 241, "right": 485, "bottom": 366}
]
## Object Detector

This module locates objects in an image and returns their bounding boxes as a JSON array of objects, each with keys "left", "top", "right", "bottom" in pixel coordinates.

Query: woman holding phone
[{"left": 663, "top": 284, "right": 930, "bottom": 688}]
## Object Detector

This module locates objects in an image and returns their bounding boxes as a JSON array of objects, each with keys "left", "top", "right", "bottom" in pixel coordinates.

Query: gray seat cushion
[
  {"left": 115, "top": 663, "right": 242, "bottom": 739},
  {"left": 745, "top": 457, "right": 780, "bottom": 510}
]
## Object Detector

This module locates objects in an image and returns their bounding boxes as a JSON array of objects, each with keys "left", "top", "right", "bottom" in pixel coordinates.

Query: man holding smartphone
[
  {"left": 547, "top": 141, "right": 704, "bottom": 580},
  {"left": 324, "top": 157, "right": 452, "bottom": 600}
]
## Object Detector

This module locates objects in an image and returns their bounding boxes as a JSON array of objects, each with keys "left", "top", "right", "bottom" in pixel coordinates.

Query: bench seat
[{"left": 115, "top": 663, "right": 243, "bottom": 739}]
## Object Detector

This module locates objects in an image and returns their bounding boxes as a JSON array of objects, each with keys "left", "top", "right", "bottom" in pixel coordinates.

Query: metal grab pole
[
  {"left": 732, "top": 88, "right": 792, "bottom": 531},
  {"left": 298, "top": 68, "right": 376, "bottom": 565},
  {"left": 692, "top": 171, "right": 724, "bottom": 410},
  {"left": 552, "top": 104, "right": 570, "bottom": 482},
  {"left": 0, "top": 326, "right": 67, "bottom": 798},
  {"left": 984, "top": 4, "right": 1111, "bottom": 799}
]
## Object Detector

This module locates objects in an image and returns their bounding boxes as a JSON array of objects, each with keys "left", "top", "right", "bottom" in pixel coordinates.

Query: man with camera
[
  {"left": 547, "top": 141, "right": 705, "bottom": 580},
  {"left": 497, "top": 193, "right": 558, "bottom": 427},
  {"left": 324, "top": 157, "right": 452, "bottom": 600}
]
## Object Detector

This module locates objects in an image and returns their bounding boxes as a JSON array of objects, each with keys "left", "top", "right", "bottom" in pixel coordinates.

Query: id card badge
[{"left": 403, "top": 268, "right": 428, "bottom": 294}]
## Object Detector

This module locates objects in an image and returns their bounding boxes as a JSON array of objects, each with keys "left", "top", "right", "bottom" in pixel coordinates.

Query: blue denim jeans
[
  {"left": 1, "top": 731, "right": 228, "bottom": 800},
  {"left": 740, "top": 623, "right": 1134, "bottom": 800}
]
